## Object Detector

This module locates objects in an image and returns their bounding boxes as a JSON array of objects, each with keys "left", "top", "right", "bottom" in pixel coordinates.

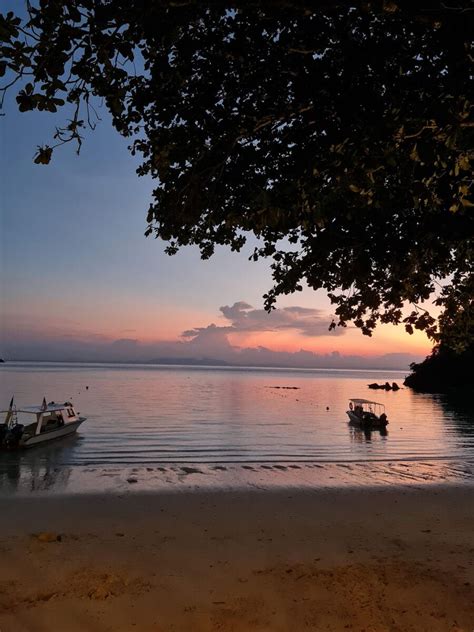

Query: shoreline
[
  {"left": 1, "top": 485, "right": 473, "bottom": 630},
  {"left": 1, "top": 458, "right": 473, "bottom": 496}
]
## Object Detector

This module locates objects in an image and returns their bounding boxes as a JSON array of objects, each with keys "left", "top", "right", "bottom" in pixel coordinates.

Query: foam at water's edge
[{"left": 1, "top": 460, "right": 473, "bottom": 496}]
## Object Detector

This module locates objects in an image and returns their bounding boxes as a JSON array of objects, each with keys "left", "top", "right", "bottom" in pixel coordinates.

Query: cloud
[
  {"left": 110, "top": 338, "right": 140, "bottom": 349},
  {"left": 233, "top": 346, "right": 419, "bottom": 370},
  {"left": 183, "top": 301, "right": 342, "bottom": 338},
  {"left": 180, "top": 324, "right": 234, "bottom": 359},
  {"left": 219, "top": 301, "right": 253, "bottom": 322},
  {"left": 221, "top": 301, "right": 344, "bottom": 336}
]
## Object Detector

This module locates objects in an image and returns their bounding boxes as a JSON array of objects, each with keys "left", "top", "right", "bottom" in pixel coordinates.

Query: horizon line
[{"left": 0, "top": 359, "right": 412, "bottom": 373}]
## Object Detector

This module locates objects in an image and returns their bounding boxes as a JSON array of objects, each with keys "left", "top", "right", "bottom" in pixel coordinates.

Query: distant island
[
  {"left": 0, "top": 355, "right": 417, "bottom": 372},
  {"left": 149, "top": 357, "right": 230, "bottom": 367}
]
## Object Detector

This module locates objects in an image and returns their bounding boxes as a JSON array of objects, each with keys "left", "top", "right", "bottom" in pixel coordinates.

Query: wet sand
[{"left": 1, "top": 486, "right": 473, "bottom": 631}]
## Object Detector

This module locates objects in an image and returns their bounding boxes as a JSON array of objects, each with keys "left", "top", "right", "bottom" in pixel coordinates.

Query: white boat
[
  {"left": 0, "top": 398, "right": 86, "bottom": 449},
  {"left": 346, "top": 398, "right": 388, "bottom": 429}
]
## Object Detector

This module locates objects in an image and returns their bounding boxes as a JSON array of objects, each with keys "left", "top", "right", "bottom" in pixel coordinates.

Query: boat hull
[
  {"left": 20, "top": 418, "right": 86, "bottom": 448},
  {"left": 346, "top": 411, "right": 388, "bottom": 429}
]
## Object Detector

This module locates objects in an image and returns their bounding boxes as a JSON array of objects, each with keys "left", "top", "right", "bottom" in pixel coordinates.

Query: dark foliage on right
[
  {"left": 404, "top": 343, "right": 474, "bottom": 393},
  {"left": 405, "top": 289, "right": 474, "bottom": 393}
]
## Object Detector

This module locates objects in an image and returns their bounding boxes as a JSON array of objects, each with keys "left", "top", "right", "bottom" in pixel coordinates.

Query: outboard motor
[
  {"left": 5, "top": 424, "right": 24, "bottom": 449},
  {"left": 0, "top": 423, "right": 8, "bottom": 447}
]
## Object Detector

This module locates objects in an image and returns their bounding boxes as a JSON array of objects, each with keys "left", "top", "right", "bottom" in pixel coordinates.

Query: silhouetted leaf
[{"left": 33, "top": 145, "right": 53, "bottom": 164}]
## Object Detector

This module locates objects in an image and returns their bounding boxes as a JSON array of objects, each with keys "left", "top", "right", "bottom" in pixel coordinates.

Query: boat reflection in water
[
  {"left": 349, "top": 424, "right": 388, "bottom": 444},
  {"left": 0, "top": 434, "right": 80, "bottom": 494}
]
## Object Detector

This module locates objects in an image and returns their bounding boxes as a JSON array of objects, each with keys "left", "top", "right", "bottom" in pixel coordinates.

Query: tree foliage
[
  {"left": 404, "top": 340, "right": 474, "bottom": 393},
  {"left": 405, "top": 271, "right": 473, "bottom": 391},
  {"left": 1, "top": 1, "right": 473, "bottom": 345}
]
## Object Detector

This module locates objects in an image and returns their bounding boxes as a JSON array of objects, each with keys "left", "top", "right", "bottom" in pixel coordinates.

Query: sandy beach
[{"left": 1, "top": 485, "right": 473, "bottom": 631}]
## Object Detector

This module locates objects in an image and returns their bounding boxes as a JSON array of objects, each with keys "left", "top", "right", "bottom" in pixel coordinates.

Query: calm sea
[{"left": 1, "top": 362, "right": 473, "bottom": 493}]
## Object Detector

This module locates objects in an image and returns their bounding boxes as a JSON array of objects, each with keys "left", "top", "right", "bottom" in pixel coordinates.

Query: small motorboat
[
  {"left": 346, "top": 398, "right": 388, "bottom": 430},
  {"left": 0, "top": 397, "right": 86, "bottom": 449}
]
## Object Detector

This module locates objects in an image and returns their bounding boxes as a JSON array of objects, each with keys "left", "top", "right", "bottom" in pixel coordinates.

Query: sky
[{"left": 0, "top": 33, "right": 433, "bottom": 370}]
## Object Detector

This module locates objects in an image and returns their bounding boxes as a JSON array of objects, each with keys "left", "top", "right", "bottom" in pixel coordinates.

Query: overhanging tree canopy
[{"left": 1, "top": 1, "right": 473, "bottom": 347}]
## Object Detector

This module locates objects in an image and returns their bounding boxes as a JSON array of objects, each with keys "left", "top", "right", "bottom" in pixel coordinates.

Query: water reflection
[
  {"left": 348, "top": 425, "right": 389, "bottom": 443},
  {"left": 1, "top": 363, "right": 474, "bottom": 465},
  {"left": 0, "top": 436, "right": 78, "bottom": 493},
  {"left": 437, "top": 394, "right": 474, "bottom": 439}
]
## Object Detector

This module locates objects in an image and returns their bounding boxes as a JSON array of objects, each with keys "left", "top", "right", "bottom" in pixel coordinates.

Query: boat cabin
[
  {"left": 20, "top": 402, "right": 79, "bottom": 436},
  {"left": 2, "top": 402, "right": 78, "bottom": 437}
]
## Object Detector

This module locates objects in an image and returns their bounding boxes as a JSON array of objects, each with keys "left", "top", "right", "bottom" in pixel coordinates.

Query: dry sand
[{"left": 1, "top": 486, "right": 473, "bottom": 631}]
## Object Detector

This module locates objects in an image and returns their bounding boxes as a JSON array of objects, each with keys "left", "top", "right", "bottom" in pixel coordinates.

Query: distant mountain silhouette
[{"left": 148, "top": 357, "right": 230, "bottom": 367}]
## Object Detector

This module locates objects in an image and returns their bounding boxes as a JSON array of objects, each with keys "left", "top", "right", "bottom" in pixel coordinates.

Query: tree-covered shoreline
[{"left": 404, "top": 343, "right": 474, "bottom": 394}]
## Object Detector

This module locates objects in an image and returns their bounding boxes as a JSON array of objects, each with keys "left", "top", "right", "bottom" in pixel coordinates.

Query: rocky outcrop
[{"left": 368, "top": 382, "right": 400, "bottom": 391}]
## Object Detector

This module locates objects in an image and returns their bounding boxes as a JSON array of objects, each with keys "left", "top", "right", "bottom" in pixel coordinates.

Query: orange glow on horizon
[
  {"left": 228, "top": 323, "right": 431, "bottom": 357},
  {"left": 4, "top": 298, "right": 433, "bottom": 359}
]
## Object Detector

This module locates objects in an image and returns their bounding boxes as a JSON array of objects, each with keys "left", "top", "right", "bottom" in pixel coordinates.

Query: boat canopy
[
  {"left": 349, "top": 398, "right": 385, "bottom": 413},
  {"left": 349, "top": 398, "right": 383, "bottom": 406},
  {"left": 1, "top": 403, "right": 74, "bottom": 414}
]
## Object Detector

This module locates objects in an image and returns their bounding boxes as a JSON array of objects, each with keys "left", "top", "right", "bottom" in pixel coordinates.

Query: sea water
[{"left": 1, "top": 362, "right": 473, "bottom": 493}]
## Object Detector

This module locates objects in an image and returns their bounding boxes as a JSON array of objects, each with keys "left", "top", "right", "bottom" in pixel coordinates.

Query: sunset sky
[{"left": 1, "top": 83, "right": 433, "bottom": 369}]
